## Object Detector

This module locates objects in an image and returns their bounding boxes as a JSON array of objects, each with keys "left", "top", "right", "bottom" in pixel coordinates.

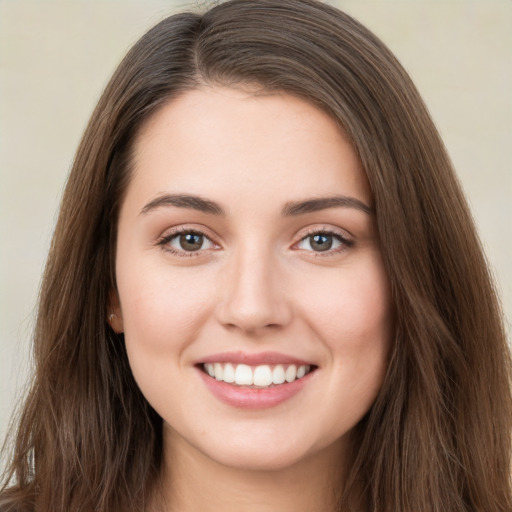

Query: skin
[{"left": 111, "top": 86, "right": 393, "bottom": 511}]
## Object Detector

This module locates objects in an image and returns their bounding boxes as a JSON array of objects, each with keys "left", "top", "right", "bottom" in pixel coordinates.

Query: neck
[{"left": 152, "top": 426, "right": 352, "bottom": 512}]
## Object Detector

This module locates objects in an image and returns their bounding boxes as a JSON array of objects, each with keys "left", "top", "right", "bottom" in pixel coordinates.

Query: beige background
[{"left": 1, "top": 0, "right": 511, "bottom": 444}]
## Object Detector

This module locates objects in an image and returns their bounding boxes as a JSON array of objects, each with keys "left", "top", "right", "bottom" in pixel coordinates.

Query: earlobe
[
  {"left": 108, "top": 311, "right": 124, "bottom": 333},
  {"left": 107, "top": 292, "right": 124, "bottom": 333}
]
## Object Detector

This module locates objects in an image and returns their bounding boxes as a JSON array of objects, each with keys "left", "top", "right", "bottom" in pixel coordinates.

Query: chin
[
  {"left": 196, "top": 428, "right": 343, "bottom": 473},
  {"left": 209, "top": 447, "right": 308, "bottom": 472}
]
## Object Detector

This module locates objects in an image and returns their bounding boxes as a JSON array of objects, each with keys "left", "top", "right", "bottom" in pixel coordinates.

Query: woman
[{"left": 1, "top": 0, "right": 511, "bottom": 510}]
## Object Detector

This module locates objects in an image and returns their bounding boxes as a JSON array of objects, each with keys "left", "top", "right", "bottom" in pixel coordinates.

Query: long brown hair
[{"left": 1, "top": 1, "right": 511, "bottom": 511}]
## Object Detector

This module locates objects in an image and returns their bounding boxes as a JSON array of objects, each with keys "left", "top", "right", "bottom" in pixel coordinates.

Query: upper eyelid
[
  {"left": 296, "top": 225, "right": 353, "bottom": 241},
  {"left": 158, "top": 224, "right": 218, "bottom": 242}
]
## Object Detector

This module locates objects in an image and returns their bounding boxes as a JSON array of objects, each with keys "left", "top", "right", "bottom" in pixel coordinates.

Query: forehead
[{"left": 126, "top": 86, "right": 371, "bottom": 213}]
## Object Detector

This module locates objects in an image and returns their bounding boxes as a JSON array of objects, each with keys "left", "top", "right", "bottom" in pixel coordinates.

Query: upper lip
[{"left": 198, "top": 351, "right": 315, "bottom": 366}]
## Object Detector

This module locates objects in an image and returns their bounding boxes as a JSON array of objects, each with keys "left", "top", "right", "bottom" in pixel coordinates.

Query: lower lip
[{"left": 197, "top": 367, "right": 315, "bottom": 409}]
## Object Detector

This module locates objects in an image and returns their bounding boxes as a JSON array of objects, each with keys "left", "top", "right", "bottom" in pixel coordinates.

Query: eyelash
[
  {"left": 156, "top": 227, "right": 217, "bottom": 257},
  {"left": 156, "top": 226, "right": 354, "bottom": 258},
  {"left": 295, "top": 228, "right": 354, "bottom": 257}
]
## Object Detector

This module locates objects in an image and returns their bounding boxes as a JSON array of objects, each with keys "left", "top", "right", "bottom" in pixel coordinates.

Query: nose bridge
[{"left": 217, "top": 238, "right": 291, "bottom": 333}]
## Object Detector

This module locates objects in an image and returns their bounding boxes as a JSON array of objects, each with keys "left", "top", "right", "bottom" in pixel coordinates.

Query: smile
[
  {"left": 196, "top": 351, "right": 318, "bottom": 409},
  {"left": 202, "top": 362, "right": 314, "bottom": 388}
]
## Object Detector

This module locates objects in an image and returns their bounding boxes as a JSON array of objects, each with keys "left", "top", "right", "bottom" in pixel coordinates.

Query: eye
[
  {"left": 296, "top": 231, "right": 351, "bottom": 253},
  {"left": 159, "top": 229, "right": 217, "bottom": 255}
]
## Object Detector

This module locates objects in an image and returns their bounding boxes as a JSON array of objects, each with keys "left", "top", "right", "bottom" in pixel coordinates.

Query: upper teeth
[{"left": 203, "top": 363, "right": 311, "bottom": 387}]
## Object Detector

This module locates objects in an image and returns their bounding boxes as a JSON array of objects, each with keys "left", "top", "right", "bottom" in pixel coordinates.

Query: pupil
[
  {"left": 311, "top": 234, "right": 332, "bottom": 251},
  {"left": 180, "top": 233, "right": 202, "bottom": 251}
]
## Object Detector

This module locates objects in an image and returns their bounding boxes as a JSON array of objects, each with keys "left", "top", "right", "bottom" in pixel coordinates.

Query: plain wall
[{"left": 1, "top": 0, "right": 511, "bottom": 449}]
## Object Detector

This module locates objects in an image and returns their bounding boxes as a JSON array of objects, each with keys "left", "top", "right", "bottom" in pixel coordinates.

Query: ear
[{"left": 107, "top": 290, "right": 124, "bottom": 334}]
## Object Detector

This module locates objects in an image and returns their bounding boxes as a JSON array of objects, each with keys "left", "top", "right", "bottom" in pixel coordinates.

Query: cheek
[
  {"left": 116, "top": 264, "right": 218, "bottom": 412},
  {"left": 299, "top": 259, "right": 393, "bottom": 348},
  {"left": 297, "top": 255, "right": 393, "bottom": 410},
  {"left": 117, "top": 261, "right": 217, "bottom": 356}
]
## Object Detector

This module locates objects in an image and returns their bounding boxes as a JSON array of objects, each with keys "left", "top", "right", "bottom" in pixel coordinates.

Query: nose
[{"left": 215, "top": 245, "right": 292, "bottom": 335}]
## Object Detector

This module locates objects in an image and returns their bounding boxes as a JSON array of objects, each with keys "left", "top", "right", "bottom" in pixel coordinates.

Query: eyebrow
[
  {"left": 139, "top": 193, "right": 372, "bottom": 217},
  {"left": 140, "top": 194, "right": 225, "bottom": 216},
  {"left": 282, "top": 196, "right": 373, "bottom": 216}
]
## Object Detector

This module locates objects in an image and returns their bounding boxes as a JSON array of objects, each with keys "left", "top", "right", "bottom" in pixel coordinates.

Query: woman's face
[{"left": 112, "top": 86, "right": 393, "bottom": 471}]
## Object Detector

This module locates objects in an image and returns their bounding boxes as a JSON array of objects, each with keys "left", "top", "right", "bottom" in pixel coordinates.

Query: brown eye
[
  {"left": 165, "top": 231, "right": 215, "bottom": 254},
  {"left": 179, "top": 233, "right": 204, "bottom": 251}
]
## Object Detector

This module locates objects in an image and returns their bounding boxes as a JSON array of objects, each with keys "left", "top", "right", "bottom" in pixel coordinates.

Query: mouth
[
  {"left": 198, "top": 362, "right": 317, "bottom": 389},
  {"left": 195, "top": 351, "right": 319, "bottom": 408}
]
